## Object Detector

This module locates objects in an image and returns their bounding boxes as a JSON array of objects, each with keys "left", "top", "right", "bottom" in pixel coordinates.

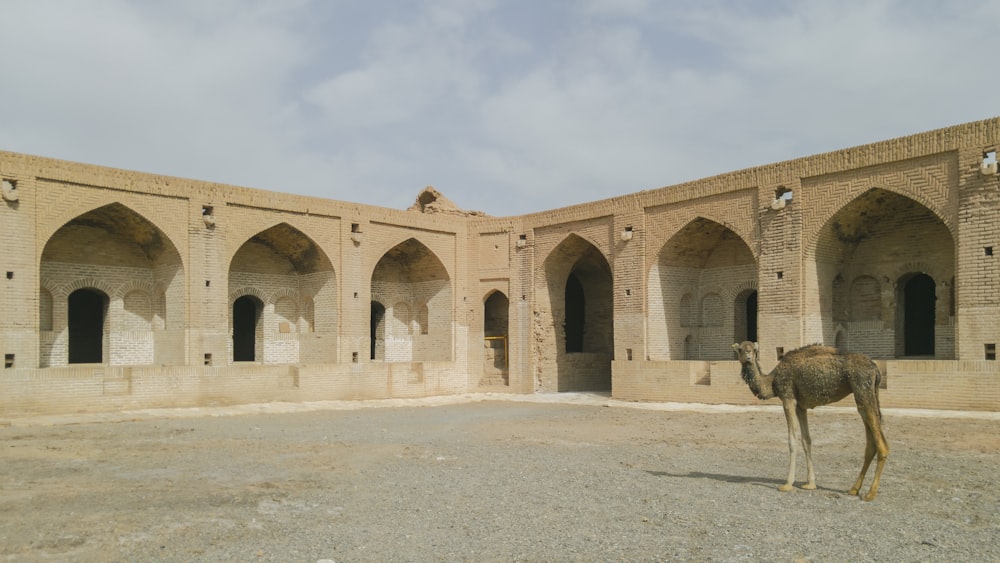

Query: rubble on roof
[{"left": 408, "top": 186, "right": 486, "bottom": 217}]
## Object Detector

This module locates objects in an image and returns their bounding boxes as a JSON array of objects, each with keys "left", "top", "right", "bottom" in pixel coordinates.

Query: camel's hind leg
[
  {"left": 849, "top": 426, "right": 876, "bottom": 497},
  {"left": 849, "top": 405, "right": 889, "bottom": 501},
  {"left": 862, "top": 411, "right": 888, "bottom": 501}
]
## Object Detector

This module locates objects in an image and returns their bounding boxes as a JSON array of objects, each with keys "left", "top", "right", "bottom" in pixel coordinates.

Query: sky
[{"left": 1, "top": 0, "right": 998, "bottom": 217}]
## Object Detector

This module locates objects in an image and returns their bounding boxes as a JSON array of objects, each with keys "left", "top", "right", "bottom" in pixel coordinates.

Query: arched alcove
[
  {"left": 40, "top": 203, "right": 185, "bottom": 367},
  {"left": 542, "top": 234, "right": 613, "bottom": 391},
  {"left": 648, "top": 218, "right": 756, "bottom": 360},
  {"left": 370, "top": 238, "right": 452, "bottom": 362},
  {"left": 229, "top": 223, "right": 337, "bottom": 364},
  {"left": 811, "top": 189, "right": 953, "bottom": 358}
]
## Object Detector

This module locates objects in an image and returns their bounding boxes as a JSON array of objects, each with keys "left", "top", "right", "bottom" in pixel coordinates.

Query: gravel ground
[{"left": 1, "top": 393, "right": 998, "bottom": 562}]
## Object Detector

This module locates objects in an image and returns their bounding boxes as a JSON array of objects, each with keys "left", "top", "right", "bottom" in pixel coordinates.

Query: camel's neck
[{"left": 740, "top": 358, "right": 775, "bottom": 400}]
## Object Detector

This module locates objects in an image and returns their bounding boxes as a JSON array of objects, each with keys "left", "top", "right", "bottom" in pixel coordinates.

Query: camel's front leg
[
  {"left": 796, "top": 406, "right": 816, "bottom": 490},
  {"left": 780, "top": 401, "right": 799, "bottom": 492}
]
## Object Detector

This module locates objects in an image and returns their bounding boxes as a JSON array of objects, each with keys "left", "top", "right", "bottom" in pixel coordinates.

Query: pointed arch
[
  {"left": 41, "top": 202, "right": 186, "bottom": 268},
  {"left": 803, "top": 164, "right": 956, "bottom": 258},
  {"left": 369, "top": 235, "right": 455, "bottom": 283}
]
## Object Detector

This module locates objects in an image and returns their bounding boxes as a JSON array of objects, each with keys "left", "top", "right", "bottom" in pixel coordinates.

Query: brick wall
[{"left": 2, "top": 117, "right": 1000, "bottom": 416}]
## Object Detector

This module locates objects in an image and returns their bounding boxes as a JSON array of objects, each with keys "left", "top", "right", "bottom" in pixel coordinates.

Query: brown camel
[{"left": 731, "top": 341, "right": 889, "bottom": 501}]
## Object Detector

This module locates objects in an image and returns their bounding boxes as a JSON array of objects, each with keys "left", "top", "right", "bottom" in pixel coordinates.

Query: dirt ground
[{"left": 1, "top": 393, "right": 998, "bottom": 562}]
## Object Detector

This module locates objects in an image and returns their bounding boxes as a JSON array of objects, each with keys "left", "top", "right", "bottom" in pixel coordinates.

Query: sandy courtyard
[{"left": 2, "top": 393, "right": 998, "bottom": 561}]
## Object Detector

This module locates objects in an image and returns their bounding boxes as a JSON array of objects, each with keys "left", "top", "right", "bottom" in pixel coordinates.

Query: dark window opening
[
  {"left": 903, "top": 273, "right": 935, "bottom": 356},
  {"left": 986, "top": 343, "right": 996, "bottom": 361},
  {"left": 565, "top": 273, "right": 585, "bottom": 353},
  {"left": 370, "top": 301, "right": 386, "bottom": 360},
  {"left": 68, "top": 289, "right": 106, "bottom": 364},
  {"left": 746, "top": 291, "right": 758, "bottom": 343}
]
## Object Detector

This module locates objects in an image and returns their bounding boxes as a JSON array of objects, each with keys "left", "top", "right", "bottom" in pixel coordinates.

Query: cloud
[
  {"left": 0, "top": 0, "right": 312, "bottom": 187},
  {"left": 0, "top": 0, "right": 998, "bottom": 217}
]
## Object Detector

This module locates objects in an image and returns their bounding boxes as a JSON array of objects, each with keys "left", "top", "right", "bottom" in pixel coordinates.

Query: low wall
[
  {"left": 612, "top": 359, "right": 1000, "bottom": 412},
  {"left": 0, "top": 361, "right": 470, "bottom": 417},
  {"left": 3, "top": 358, "right": 997, "bottom": 418}
]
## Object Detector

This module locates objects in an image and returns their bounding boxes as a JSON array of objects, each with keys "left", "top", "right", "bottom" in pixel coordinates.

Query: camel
[{"left": 731, "top": 341, "right": 889, "bottom": 501}]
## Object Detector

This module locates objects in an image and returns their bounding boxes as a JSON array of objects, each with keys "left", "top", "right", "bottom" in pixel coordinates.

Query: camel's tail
[{"left": 871, "top": 359, "right": 884, "bottom": 421}]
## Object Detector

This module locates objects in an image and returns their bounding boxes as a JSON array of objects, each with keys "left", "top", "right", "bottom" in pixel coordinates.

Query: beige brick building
[{"left": 2, "top": 117, "right": 999, "bottom": 415}]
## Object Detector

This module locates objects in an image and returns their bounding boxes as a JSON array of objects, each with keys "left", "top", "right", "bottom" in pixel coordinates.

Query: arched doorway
[
  {"left": 901, "top": 273, "right": 935, "bottom": 356},
  {"left": 233, "top": 295, "right": 261, "bottom": 362},
  {"left": 483, "top": 291, "right": 510, "bottom": 384},
  {"left": 370, "top": 301, "right": 386, "bottom": 360},
  {"left": 735, "top": 290, "right": 758, "bottom": 343},
  {"left": 68, "top": 288, "right": 107, "bottom": 364}
]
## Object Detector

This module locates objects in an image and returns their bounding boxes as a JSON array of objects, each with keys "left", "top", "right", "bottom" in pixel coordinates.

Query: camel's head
[{"left": 731, "top": 341, "right": 758, "bottom": 364}]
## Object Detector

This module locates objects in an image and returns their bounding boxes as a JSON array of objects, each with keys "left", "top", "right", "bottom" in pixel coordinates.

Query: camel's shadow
[{"left": 646, "top": 470, "right": 841, "bottom": 494}]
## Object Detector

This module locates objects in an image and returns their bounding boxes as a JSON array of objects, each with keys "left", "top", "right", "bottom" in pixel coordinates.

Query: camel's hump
[{"left": 781, "top": 344, "right": 840, "bottom": 360}]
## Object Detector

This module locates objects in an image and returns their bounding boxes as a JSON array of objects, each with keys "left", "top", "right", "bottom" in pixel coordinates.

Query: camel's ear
[
  {"left": 731, "top": 343, "right": 739, "bottom": 351},
  {"left": 752, "top": 342, "right": 759, "bottom": 352}
]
